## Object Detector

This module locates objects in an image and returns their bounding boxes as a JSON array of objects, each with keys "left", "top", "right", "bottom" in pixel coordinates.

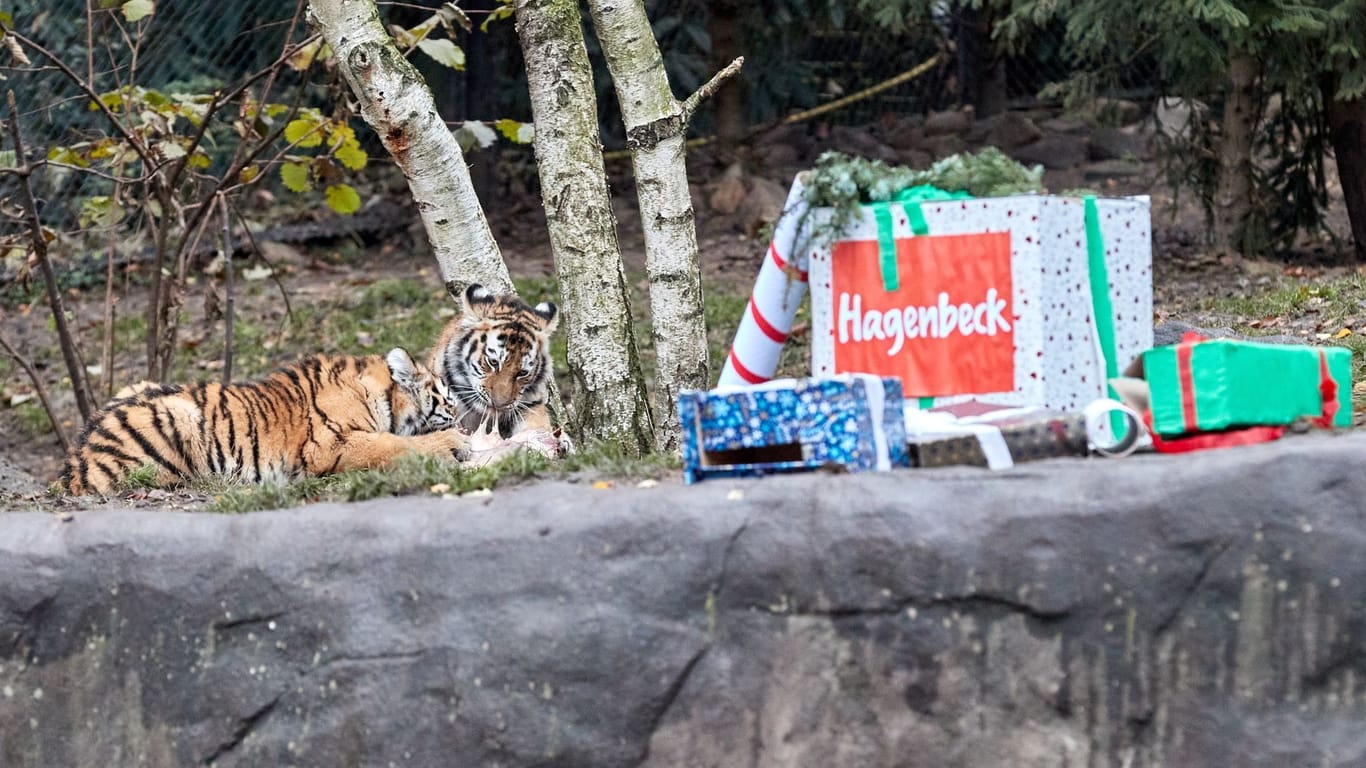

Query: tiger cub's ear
[
  {"left": 532, "top": 301, "right": 559, "bottom": 334},
  {"left": 386, "top": 347, "right": 421, "bottom": 389},
  {"left": 460, "top": 284, "right": 497, "bottom": 320}
]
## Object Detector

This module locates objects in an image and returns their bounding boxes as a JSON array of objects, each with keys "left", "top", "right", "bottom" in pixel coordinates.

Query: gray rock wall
[{"left": 3, "top": 433, "right": 1366, "bottom": 767}]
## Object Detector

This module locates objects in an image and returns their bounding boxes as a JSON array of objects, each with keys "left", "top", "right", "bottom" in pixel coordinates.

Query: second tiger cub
[{"left": 61, "top": 348, "right": 466, "bottom": 494}]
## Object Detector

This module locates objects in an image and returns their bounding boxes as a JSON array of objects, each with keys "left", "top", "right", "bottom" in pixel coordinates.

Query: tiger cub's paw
[
  {"left": 416, "top": 428, "right": 469, "bottom": 461},
  {"left": 552, "top": 428, "right": 574, "bottom": 457}
]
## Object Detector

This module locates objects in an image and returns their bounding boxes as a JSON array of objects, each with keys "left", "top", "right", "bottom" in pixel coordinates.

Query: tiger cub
[
  {"left": 427, "top": 284, "right": 559, "bottom": 439},
  {"left": 61, "top": 348, "right": 466, "bottom": 495}
]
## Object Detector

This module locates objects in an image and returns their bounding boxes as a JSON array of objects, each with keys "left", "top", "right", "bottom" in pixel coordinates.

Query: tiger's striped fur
[
  {"left": 61, "top": 348, "right": 465, "bottom": 495},
  {"left": 427, "top": 284, "right": 559, "bottom": 438}
]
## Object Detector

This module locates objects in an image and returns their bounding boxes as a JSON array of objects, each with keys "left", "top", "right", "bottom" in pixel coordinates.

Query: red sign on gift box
[{"left": 829, "top": 232, "right": 1014, "bottom": 396}]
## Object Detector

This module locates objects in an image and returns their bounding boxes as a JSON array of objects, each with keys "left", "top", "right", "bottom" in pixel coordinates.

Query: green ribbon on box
[
  {"left": 1083, "top": 196, "right": 1126, "bottom": 438},
  {"left": 868, "top": 185, "right": 971, "bottom": 410},
  {"left": 869, "top": 185, "right": 972, "bottom": 293}
]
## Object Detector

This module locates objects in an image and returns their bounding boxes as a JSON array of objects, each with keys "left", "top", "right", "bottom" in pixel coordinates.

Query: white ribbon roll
[{"left": 1083, "top": 398, "right": 1147, "bottom": 458}]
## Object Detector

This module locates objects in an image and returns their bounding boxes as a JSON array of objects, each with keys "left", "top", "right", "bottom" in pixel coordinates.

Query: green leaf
[
  {"left": 79, "top": 196, "right": 123, "bottom": 229},
  {"left": 47, "top": 146, "right": 90, "bottom": 168},
  {"left": 336, "top": 142, "right": 368, "bottom": 171},
  {"left": 325, "top": 184, "right": 362, "bottom": 215},
  {"left": 280, "top": 161, "right": 312, "bottom": 193},
  {"left": 453, "top": 121, "right": 497, "bottom": 153},
  {"left": 438, "top": 3, "right": 472, "bottom": 33},
  {"left": 482, "top": 4, "right": 514, "bottom": 32},
  {"left": 494, "top": 118, "right": 534, "bottom": 144},
  {"left": 155, "top": 140, "right": 186, "bottom": 160},
  {"left": 121, "top": 0, "right": 155, "bottom": 22},
  {"left": 285, "top": 118, "right": 323, "bottom": 148},
  {"left": 416, "top": 38, "right": 465, "bottom": 70},
  {"left": 287, "top": 39, "right": 329, "bottom": 72}
]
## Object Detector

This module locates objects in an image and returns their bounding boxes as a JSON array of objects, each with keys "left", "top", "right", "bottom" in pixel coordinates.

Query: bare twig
[
  {"left": 5, "top": 90, "right": 95, "bottom": 422},
  {"left": 84, "top": 0, "right": 95, "bottom": 90},
  {"left": 680, "top": 55, "right": 745, "bottom": 124},
  {"left": 219, "top": 195, "right": 235, "bottom": 384},
  {"left": 228, "top": 198, "right": 293, "bottom": 324},
  {"left": 0, "top": 327, "right": 70, "bottom": 452},
  {"left": 101, "top": 178, "right": 123, "bottom": 401},
  {"left": 8, "top": 31, "right": 158, "bottom": 171}
]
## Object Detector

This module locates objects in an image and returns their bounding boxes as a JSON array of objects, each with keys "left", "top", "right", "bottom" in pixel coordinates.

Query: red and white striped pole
[{"left": 718, "top": 176, "right": 812, "bottom": 387}]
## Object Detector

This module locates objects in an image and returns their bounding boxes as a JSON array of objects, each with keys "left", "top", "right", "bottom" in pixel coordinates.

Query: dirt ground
[{"left": 2, "top": 103, "right": 1359, "bottom": 511}]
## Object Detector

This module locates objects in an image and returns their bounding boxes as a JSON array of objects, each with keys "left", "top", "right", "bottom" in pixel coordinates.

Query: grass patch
[
  {"left": 120, "top": 463, "right": 160, "bottom": 491},
  {"left": 1196, "top": 273, "right": 1366, "bottom": 415},
  {"left": 13, "top": 400, "right": 54, "bottom": 438},
  {"left": 206, "top": 438, "right": 680, "bottom": 514},
  {"left": 1199, "top": 274, "right": 1366, "bottom": 332},
  {"left": 207, "top": 452, "right": 539, "bottom": 513}
]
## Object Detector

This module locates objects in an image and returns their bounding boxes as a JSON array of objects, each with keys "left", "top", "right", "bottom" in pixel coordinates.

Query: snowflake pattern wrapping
[{"left": 678, "top": 376, "right": 910, "bottom": 484}]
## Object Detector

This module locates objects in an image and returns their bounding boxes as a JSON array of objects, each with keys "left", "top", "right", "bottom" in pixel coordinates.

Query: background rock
[
  {"left": 987, "top": 112, "right": 1045, "bottom": 150},
  {"left": 1011, "top": 134, "right": 1089, "bottom": 170},
  {"left": 922, "top": 107, "right": 974, "bottom": 137},
  {"left": 1088, "top": 125, "right": 1151, "bottom": 161},
  {"left": 5, "top": 434, "right": 1366, "bottom": 767}
]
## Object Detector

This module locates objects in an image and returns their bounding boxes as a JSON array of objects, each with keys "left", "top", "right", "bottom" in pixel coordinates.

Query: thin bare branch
[
  {"left": 219, "top": 195, "right": 235, "bottom": 384},
  {"left": 0, "top": 328, "right": 71, "bottom": 452},
  {"left": 228, "top": 198, "right": 293, "bottom": 324},
  {"left": 7, "top": 31, "right": 158, "bottom": 171},
  {"left": 101, "top": 216, "right": 118, "bottom": 402},
  {"left": 4, "top": 90, "right": 95, "bottom": 422},
  {"left": 680, "top": 56, "right": 744, "bottom": 124}
]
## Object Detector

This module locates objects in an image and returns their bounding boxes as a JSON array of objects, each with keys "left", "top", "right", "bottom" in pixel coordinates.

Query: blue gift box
[{"left": 678, "top": 375, "right": 911, "bottom": 484}]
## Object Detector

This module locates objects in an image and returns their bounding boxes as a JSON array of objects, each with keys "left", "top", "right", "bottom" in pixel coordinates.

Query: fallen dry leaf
[
  {"left": 592, "top": 480, "right": 615, "bottom": 490},
  {"left": 430, "top": 483, "right": 451, "bottom": 494},
  {"left": 1335, "top": 328, "right": 1353, "bottom": 339}
]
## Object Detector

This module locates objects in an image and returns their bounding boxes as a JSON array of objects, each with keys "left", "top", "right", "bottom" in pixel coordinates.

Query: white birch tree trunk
[
  {"left": 307, "top": 0, "right": 513, "bottom": 295},
  {"left": 584, "top": 0, "right": 704, "bottom": 448},
  {"left": 513, "top": 0, "right": 654, "bottom": 455},
  {"left": 585, "top": 0, "right": 713, "bottom": 453}
]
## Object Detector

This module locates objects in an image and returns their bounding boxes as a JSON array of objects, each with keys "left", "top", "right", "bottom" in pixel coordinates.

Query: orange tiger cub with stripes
[
  {"left": 61, "top": 348, "right": 466, "bottom": 495},
  {"left": 428, "top": 284, "right": 560, "bottom": 439}
]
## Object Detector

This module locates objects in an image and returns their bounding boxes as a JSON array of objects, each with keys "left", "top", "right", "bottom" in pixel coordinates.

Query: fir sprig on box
[{"left": 799, "top": 148, "right": 1047, "bottom": 244}]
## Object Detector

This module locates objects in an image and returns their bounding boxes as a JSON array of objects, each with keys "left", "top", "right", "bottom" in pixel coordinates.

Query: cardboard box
[
  {"left": 808, "top": 195, "right": 1152, "bottom": 416},
  {"left": 679, "top": 375, "right": 910, "bottom": 484}
]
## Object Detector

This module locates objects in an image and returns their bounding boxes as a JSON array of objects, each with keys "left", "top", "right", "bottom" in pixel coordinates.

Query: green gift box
[{"left": 1143, "top": 338, "right": 1352, "bottom": 436}]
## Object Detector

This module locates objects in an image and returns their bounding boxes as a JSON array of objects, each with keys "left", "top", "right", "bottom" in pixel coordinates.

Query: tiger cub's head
[
  {"left": 428, "top": 284, "right": 558, "bottom": 435},
  {"left": 386, "top": 347, "right": 459, "bottom": 436}
]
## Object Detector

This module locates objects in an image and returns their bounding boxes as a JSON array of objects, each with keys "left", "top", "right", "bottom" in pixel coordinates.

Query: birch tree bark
[
  {"left": 307, "top": 0, "right": 513, "bottom": 295},
  {"left": 513, "top": 0, "right": 654, "bottom": 455},
  {"left": 585, "top": 0, "right": 742, "bottom": 452}
]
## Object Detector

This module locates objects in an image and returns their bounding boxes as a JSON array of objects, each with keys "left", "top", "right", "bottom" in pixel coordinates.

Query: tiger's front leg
[{"left": 330, "top": 428, "right": 469, "bottom": 472}]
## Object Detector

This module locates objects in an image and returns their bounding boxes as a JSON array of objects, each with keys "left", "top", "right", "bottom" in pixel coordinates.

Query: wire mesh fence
[{"left": 2, "top": 0, "right": 1156, "bottom": 242}]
